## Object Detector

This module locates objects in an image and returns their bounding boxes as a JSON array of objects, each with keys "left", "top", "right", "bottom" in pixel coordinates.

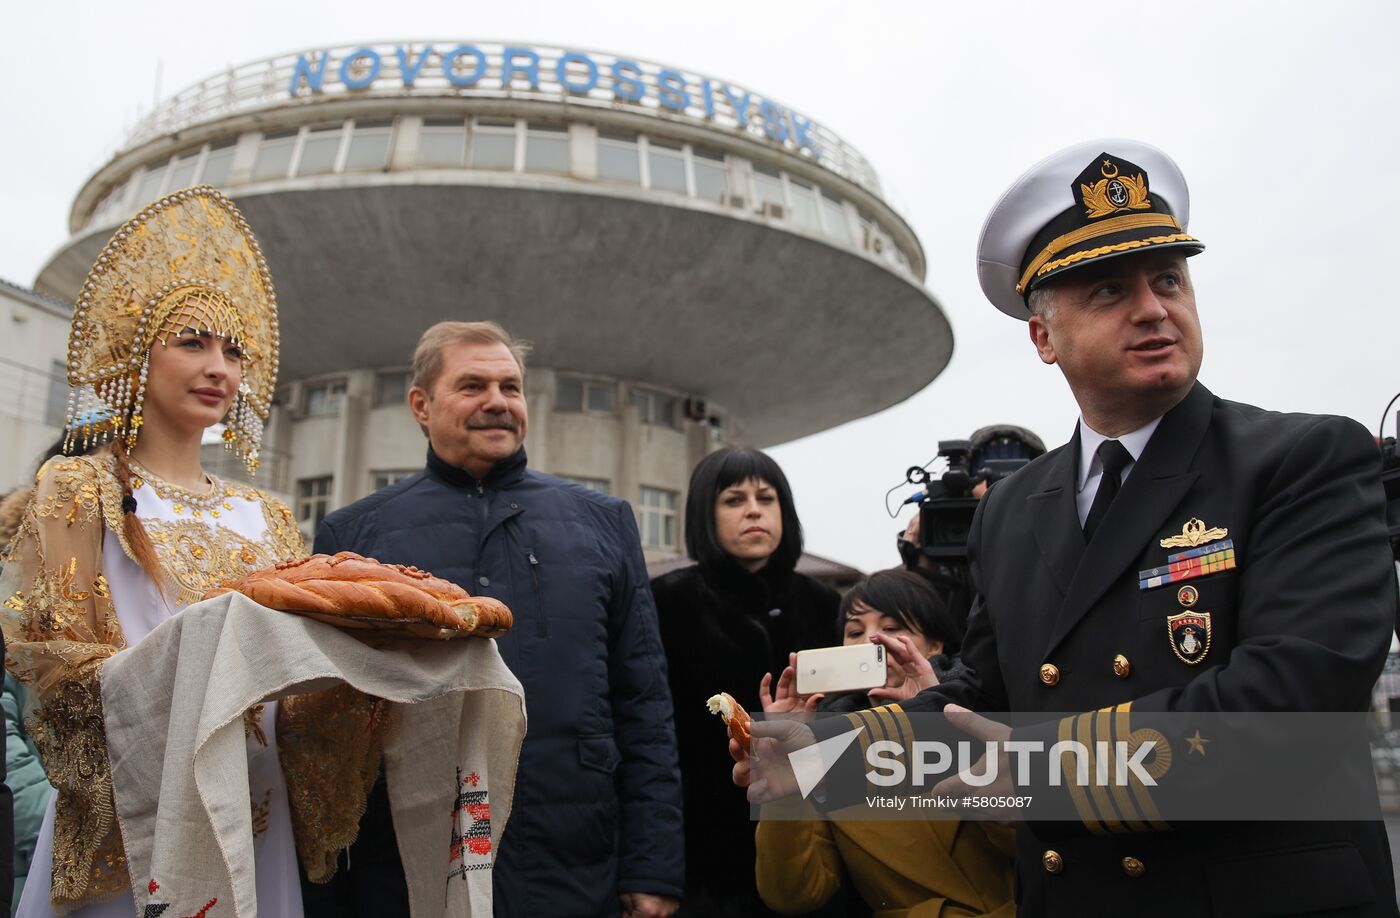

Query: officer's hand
[
  {"left": 620, "top": 891, "right": 678, "bottom": 918},
  {"left": 760, "top": 653, "right": 825, "bottom": 714},
  {"left": 931, "top": 704, "right": 1022, "bottom": 822},
  {"left": 731, "top": 719, "right": 814, "bottom": 803},
  {"left": 867, "top": 633, "right": 939, "bottom": 704}
]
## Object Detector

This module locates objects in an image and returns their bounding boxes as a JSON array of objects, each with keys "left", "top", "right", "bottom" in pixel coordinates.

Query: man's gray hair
[
  {"left": 410, "top": 321, "right": 532, "bottom": 393},
  {"left": 1026, "top": 285, "right": 1057, "bottom": 320}
]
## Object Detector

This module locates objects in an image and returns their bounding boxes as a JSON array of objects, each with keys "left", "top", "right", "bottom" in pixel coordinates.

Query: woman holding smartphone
[
  {"left": 754, "top": 569, "right": 1015, "bottom": 918},
  {"left": 651, "top": 448, "right": 839, "bottom": 917}
]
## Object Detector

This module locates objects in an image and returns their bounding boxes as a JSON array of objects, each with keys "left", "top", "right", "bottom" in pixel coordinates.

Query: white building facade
[{"left": 31, "top": 41, "right": 952, "bottom": 559}]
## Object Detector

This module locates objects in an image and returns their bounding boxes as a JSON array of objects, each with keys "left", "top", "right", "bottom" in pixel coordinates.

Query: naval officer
[{"left": 738, "top": 139, "right": 1399, "bottom": 916}]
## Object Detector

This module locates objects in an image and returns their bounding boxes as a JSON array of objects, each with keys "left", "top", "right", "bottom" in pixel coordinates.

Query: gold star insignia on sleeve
[{"left": 1186, "top": 730, "right": 1210, "bottom": 756}]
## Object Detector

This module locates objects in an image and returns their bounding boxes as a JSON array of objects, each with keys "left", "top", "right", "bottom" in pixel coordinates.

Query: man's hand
[
  {"left": 866, "top": 633, "right": 939, "bottom": 704},
  {"left": 931, "top": 704, "right": 1021, "bottom": 823},
  {"left": 903, "top": 512, "right": 922, "bottom": 547},
  {"left": 759, "top": 653, "right": 824, "bottom": 714},
  {"left": 620, "top": 891, "right": 678, "bottom": 918},
  {"left": 729, "top": 719, "right": 816, "bottom": 804}
]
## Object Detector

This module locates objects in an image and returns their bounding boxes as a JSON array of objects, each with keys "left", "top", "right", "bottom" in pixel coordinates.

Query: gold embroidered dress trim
[
  {"left": 0, "top": 452, "right": 307, "bottom": 910},
  {"left": 144, "top": 518, "right": 281, "bottom": 606},
  {"left": 128, "top": 458, "right": 257, "bottom": 519}
]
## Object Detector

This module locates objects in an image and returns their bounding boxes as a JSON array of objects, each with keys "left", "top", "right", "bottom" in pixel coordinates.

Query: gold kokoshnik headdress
[{"left": 65, "top": 185, "right": 279, "bottom": 472}]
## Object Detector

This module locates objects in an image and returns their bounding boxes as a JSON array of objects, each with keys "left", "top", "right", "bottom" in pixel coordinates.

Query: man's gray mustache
[{"left": 468, "top": 414, "right": 519, "bottom": 432}]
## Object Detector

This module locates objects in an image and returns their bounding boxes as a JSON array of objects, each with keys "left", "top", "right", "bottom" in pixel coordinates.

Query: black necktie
[{"left": 1084, "top": 439, "right": 1133, "bottom": 541}]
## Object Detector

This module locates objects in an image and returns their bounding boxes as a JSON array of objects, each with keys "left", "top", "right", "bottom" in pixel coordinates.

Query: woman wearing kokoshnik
[{"left": 0, "top": 186, "right": 308, "bottom": 916}]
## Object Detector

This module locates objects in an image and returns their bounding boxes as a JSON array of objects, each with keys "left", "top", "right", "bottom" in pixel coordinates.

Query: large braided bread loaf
[{"left": 204, "top": 551, "right": 513, "bottom": 636}]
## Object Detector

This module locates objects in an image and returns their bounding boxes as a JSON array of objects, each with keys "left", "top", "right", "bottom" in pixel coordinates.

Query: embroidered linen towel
[{"left": 101, "top": 591, "right": 526, "bottom": 917}]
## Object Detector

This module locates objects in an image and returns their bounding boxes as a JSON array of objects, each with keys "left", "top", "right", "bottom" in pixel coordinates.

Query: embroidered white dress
[{"left": 2, "top": 455, "right": 306, "bottom": 917}]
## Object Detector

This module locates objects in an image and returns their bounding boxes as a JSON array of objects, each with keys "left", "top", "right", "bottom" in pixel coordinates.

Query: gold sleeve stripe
[
  {"left": 1085, "top": 709, "right": 1125, "bottom": 833},
  {"left": 850, "top": 710, "right": 885, "bottom": 791},
  {"left": 845, "top": 711, "right": 873, "bottom": 779},
  {"left": 1102, "top": 707, "right": 1149, "bottom": 832},
  {"left": 856, "top": 705, "right": 901, "bottom": 772},
  {"left": 869, "top": 705, "right": 905, "bottom": 751},
  {"left": 1060, "top": 712, "right": 1105, "bottom": 835},
  {"left": 1116, "top": 703, "right": 1169, "bottom": 830},
  {"left": 1103, "top": 702, "right": 1170, "bottom": 834},
  {"left": 890, "top": 704, "right": 915, "bottom": 754}
]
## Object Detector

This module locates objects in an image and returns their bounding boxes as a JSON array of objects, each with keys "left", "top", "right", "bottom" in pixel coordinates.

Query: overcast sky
[{"left": 3, "top": 1, "right": 1397, "bottom": 573}]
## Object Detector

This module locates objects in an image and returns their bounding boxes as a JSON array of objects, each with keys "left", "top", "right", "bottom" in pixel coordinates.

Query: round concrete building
[{"left": 34, "top": 40, "right": 952, "bottom": 558}]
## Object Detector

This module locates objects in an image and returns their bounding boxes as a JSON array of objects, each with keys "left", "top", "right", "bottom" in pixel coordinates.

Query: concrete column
[
  {"left": 618, "top": 394, "right": 641, "bottom": 507},
  {"left": 261, "top": 400, "right": 293, "bottom": 498},
  {"left": 727, "top": 157, "right": 753, "bottom": 208},
  {"left": 570, "top": 123, "right": 598, "bottom": 180},
  {"left": 332, "top": 369, "right": 373, "bottom": 509},
  {"left": 227, "top": 133, "right": 262, "bottom": 187},
  {"left": 392, "top": 116, "right": 423, "bottom": 170},
  {"left": 526, "top": 367, "right": 553, "bottom": 473}
]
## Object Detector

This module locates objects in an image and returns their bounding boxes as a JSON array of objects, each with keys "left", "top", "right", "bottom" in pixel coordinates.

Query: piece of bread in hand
[
  {"left": 204, "top": 551, "right": 513, "bottom": 636},
  {"left": 707, "top": 692, "right": 752, "bottom": 755}
]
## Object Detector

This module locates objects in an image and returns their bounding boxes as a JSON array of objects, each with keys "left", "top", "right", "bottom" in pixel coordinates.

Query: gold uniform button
[
  {"left": 1042, "top": 850, "right": 1063, "bottom": 874},
  {"left": 1113, "top": 654, "right": 1132, "bottom": 678},
  {"left": 1122, "top": 856, "right": 1145, "bottom": 877},
  {"left": 1039, "top": 663, "right": 1060, "bottom": 686}
]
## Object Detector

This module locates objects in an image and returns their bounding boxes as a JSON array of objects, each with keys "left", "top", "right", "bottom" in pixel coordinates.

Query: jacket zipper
[{"left": 527, "top": 549, "right": 547, "bottom": 637}]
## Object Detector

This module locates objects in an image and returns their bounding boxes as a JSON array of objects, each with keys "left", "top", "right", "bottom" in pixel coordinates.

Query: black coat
[
  {"left": 821, "top": 383, "right": 1399, "bottom": 916},
  {"left": 307, "top": 447, "right": 683, "bottom": 917},
  {"left": 652, "top": 562, "right": 839, "bottom": 916}
]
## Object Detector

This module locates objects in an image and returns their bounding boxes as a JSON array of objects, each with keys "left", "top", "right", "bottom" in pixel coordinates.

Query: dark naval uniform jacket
[{"left": 823, "top": 383, "right": 1398, "bottom": 916}]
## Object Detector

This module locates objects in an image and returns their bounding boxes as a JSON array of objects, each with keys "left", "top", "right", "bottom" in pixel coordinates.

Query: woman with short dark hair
[
  {"left": 755, "top": 569, "right": 1015, "bottom": 918},
  {"left": 651, "top": 448, "right": 839, "bottom": 917}
]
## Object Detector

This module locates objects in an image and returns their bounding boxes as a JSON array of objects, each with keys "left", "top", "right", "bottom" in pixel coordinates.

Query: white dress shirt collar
[{"left": 1077, "top": 415, "right": 1163, "bottom": 494}]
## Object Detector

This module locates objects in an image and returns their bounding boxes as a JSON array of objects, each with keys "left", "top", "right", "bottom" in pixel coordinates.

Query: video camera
[{"left": 904, "top": 425, "right": 1047, "bottom": 563}]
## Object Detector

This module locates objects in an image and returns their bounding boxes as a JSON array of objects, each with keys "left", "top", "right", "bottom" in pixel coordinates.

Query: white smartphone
[{"left": 795, "top": 643, "right": 887, "bottom": 695}]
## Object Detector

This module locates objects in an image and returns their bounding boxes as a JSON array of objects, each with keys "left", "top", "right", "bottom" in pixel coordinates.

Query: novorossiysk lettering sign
[{"left": 289, "top": 43, "right": 824, "bottom": 159}]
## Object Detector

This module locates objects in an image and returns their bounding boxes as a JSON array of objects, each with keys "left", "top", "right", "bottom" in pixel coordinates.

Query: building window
[
  {"left": 638, "top": 487, "right": 678, "bottom": 550},
  {"left": 372, "top": 469, "right": 416, "bottom": 490},
  {"left": 374, "top": 371, "right": 409, "bottom": 407},
  {"left": 631, "top": 388, "right": 678, "bottom": 428},
  {"left": 597, "top": 131, "right": 640, "bottom": 185},
  {"left": 418, "top": 118, "right": 467, "bottom": 167},
  {"left": 167, "top": 149, "right": 201, "bottom": 190},
  {"left": 752, "top": 163, "right": 785, "bottom": 211},
  {"left": 692, "top": 148, "right": 727, "bottom": 202},
  {"left": 647, "top": 140, "right": 687, "bottom": 193},
  {"left": 556, "top": 377, "right": 615, "bottom": 414},
  {"left": 297, "top": 123, "right": 345, "bottom": 175},
  {"left": 252, "top": 130, "right": 298, "bottom": 181},
  {"left": 135, "top": 163, "right": 169, "bottom": 202},
  {"left": 344, "top": 120, "right": 393, "bottom": 172},
  {"left": 820, "top": 192, "right": 850, "bottom": 243},
  {"left": 45, "top": 360, "right": 68, "bottom": 428},
  {"left": 296, "top": 476, "right": 333, "bottom": 530},
  {"left": 787, "top": 178, "right": 820, "bottom": 229},
  {"left": 472, "top": 120, "right": 518, "bottom": 170},
  {"left": 200, "top": 141, "right": 236, "bottom": 187},
  {"left": 525, "top": 124, "right": 570, "bottom": 174},
  {"left": 561, "top": 476, "right": 609, "bottom": 494},
  {"left": 303, "top": 379, "right": 347, "bottom": 417},
  {"left": 93, "top": 179, "right": 131, "bottom": 224}
]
